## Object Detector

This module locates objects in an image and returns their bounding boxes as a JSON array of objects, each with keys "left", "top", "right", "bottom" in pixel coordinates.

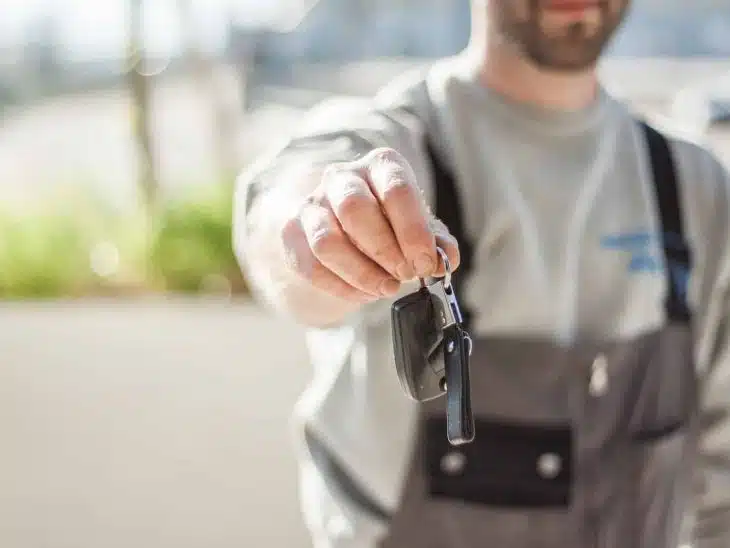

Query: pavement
[{"left": 0, "top": 298, "right": 314, "bottom": 548}]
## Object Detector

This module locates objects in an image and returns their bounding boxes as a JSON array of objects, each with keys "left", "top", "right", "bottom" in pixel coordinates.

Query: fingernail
[
  {"left": 413, "top": 254, "right": 435, "bottom": 277},
  {"left": 396, "top": 262, "right": 415, "bottom": 281},
  {"left": 379, "top": 278, "right": 401, "bottom": 297}
]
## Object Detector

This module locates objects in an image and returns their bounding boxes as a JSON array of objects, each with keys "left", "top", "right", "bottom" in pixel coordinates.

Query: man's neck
[{"left": 466, "top": 38, "right": 600, "bottom": 112}]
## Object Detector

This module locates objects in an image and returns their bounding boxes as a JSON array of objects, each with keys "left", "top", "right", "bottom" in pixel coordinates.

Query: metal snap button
[
  {"left": 440, "top": 451, "right": 467, "bottom": 475},
  {"left": 589, "top": 353, "right": 609, "bottom": 396},
  {"left": 537, "top": 453, "right": 562, "bottom": 479}
]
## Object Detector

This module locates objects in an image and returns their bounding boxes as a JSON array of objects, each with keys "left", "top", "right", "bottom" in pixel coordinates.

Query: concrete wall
[{"left": 0, "top": 299, "right": 313, "bottom": 548}]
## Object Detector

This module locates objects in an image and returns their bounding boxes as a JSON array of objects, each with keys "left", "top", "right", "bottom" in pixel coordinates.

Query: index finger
[{"left": 362, "top": 148, "right": 437, "bottom": 278}]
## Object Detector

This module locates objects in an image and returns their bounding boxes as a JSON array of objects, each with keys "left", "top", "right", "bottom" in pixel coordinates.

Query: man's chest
[{"left": 452, "top": 125, "right": 673, "bottom": 341}]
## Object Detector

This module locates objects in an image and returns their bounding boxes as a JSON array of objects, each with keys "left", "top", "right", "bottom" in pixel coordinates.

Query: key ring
[
  {"left": 419, "top": 247, "right": 452, "bottom": 289},
  {"left": 436, "top": 247, "right": 452, "bottom": 289}
]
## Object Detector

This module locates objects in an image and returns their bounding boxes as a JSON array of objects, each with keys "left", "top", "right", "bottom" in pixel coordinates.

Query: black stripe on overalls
[{"left": 425, "top": 120, "right": 692, "bottom": 327}]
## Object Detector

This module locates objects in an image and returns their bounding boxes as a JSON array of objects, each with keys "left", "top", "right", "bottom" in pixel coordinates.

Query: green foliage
[
  {"left": 0, "top": 183, "right": 249, "bottom": 300},
  {"left": 0, "top": 207, "right": 98, "bottom": 298},
  {"left": 148, "top": 182, "right": 247, "bottom": 295}
]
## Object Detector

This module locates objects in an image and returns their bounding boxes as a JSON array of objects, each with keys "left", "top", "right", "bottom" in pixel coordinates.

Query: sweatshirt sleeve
[
  {"left": 675, "top": 137, "right": 730, "bottom": 546},
  {"left": 233, "top": 68, "right": 436, "bottom": 323}
]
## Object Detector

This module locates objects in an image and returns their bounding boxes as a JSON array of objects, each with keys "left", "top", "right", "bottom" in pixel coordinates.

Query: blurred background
[{"left": 0, "top": 1, "right": 729, "bottom": 547}]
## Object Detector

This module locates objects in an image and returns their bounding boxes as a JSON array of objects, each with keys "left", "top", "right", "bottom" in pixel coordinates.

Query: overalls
[{"left": 378, "top": 121, "right": 699, "bottom": 548}]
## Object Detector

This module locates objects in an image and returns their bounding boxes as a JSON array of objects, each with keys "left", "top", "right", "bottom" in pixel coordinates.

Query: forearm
[{"left": 235, "top": 165, "right": 364, "bottom": 328}]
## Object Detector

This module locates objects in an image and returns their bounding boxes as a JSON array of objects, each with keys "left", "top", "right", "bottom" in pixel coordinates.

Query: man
[{"left": 234, "top": 0, "right": 730, "bottom": 546}]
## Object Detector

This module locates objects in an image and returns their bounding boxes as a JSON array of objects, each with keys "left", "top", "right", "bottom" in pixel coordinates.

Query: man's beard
[{"left": 493, "top": 0, "right": 629, "bottom": 72}]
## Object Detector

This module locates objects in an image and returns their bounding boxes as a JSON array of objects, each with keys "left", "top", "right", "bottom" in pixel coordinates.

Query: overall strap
[
  {"left": 425, "top": 136, "right": 475, "bottom": 331},
  {"left": 641, "top": 121, "right": 693, "bottom": 323}
]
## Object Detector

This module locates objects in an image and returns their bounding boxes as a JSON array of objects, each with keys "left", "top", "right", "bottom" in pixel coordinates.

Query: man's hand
[{"left": 281, "top": 148, "right": 461, "bottom": 304}]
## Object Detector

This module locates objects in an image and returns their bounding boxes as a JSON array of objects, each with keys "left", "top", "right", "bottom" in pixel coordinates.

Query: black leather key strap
[{"left": 443, "top": 323, "right": 475, "bottom": 445}]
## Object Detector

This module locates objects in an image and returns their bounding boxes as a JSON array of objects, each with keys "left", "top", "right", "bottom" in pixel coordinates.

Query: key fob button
[{"left": 440, "top": 451, "right": 467, "bottom": 475}]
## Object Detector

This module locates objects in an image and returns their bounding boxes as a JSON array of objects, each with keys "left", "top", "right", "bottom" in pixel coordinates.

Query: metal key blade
[{"left": 443, "top": 323, "right": 475, "bottom": 445}]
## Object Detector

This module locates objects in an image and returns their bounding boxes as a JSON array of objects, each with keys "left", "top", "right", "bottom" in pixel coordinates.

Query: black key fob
[
  {"left": 391, "top": 286, "right": 444, "bottom": 402},
  {"left": 391, "top": 248, "right": 475, "bottom": 446}
]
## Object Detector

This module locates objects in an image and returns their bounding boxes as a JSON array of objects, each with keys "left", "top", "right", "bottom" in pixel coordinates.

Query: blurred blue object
[{"left": 610, "top": 4, "right": 730, "bottom": 58}]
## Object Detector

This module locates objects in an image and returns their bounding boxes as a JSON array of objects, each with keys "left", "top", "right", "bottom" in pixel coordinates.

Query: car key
[{"left": 391, "top": 248, "right": 475, "bottom": 445}]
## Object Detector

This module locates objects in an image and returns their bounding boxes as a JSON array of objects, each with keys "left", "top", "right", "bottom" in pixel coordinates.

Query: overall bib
[{"left": 379, "top": 122, "right": 699, "bottom": 548}]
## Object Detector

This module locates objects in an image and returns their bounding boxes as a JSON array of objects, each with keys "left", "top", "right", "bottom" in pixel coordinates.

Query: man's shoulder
[
  {"left": 649, "top": 116, "right": 719, "bottom": 159},
  {"left": 642, "top": 117, "right": 730, "bottom": 241},
  {"left": 653, "top": 118, "right": 730, "bottom": 197},
  {"left": 372, "top": 55, "right": 472, "bottom": 112},
  {"left": 372, "top": 62, "right": 431, "bottom": 105}
]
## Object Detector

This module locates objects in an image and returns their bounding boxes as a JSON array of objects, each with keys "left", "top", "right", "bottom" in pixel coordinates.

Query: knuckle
[
  {"left": 380, "top": 177, "right": 415, "bottom": 204},
  {"left": 368, "top": 149, "right": 415, "bottom": 183},
  {"left": 369, "top": 146, "right": 405, "bottom": 165},
  {"left": 336, "top": 171, "right": 368, "bottom": 194},
  {"left": 368, "top": 147, "right": 408, "bottom": 166},
  {"left": 309, "top": 228, "right": 345, "bottom": 259},
  {"left": 339, "top": 176, "right": 371, "bottom": 203},
  {"left": 302, "top": 190, "right": 326, "bottom": 209},
  {"left": 333, "top": 192, "right": 373, "bottom": 222},
  {"left": 324, "top": 169, "right": 375, "bottom": 220}
]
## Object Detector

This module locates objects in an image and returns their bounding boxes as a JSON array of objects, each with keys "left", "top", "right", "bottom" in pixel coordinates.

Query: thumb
[{"left": 429, "top": 216, "right": 461, "bottom": 278}]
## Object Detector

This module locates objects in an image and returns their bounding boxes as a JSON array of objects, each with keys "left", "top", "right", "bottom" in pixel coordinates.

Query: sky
[{"left": 0, "top": 0, "right": 292, "bottom": 60}]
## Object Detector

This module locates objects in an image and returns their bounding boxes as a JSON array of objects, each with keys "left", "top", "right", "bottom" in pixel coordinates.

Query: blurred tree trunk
[
  {"left": 177, "top": 0, "right": 241, "bottom": 185},
  {"left": 126, "top": 0, "right": 159, "bottom": 212}
]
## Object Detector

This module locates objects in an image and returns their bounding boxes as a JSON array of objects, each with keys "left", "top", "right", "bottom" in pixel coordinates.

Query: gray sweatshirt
[{"left": 235, "top": 55, "right": 730, "bottom": 547}]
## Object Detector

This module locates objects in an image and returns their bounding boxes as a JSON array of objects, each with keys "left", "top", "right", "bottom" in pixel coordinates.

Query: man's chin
[
  {"left": 523, "top": 40, "right": 606, "bottom": 73},
  {"left": 529, "top": 56, "right": 601, "bottom": 73}
]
